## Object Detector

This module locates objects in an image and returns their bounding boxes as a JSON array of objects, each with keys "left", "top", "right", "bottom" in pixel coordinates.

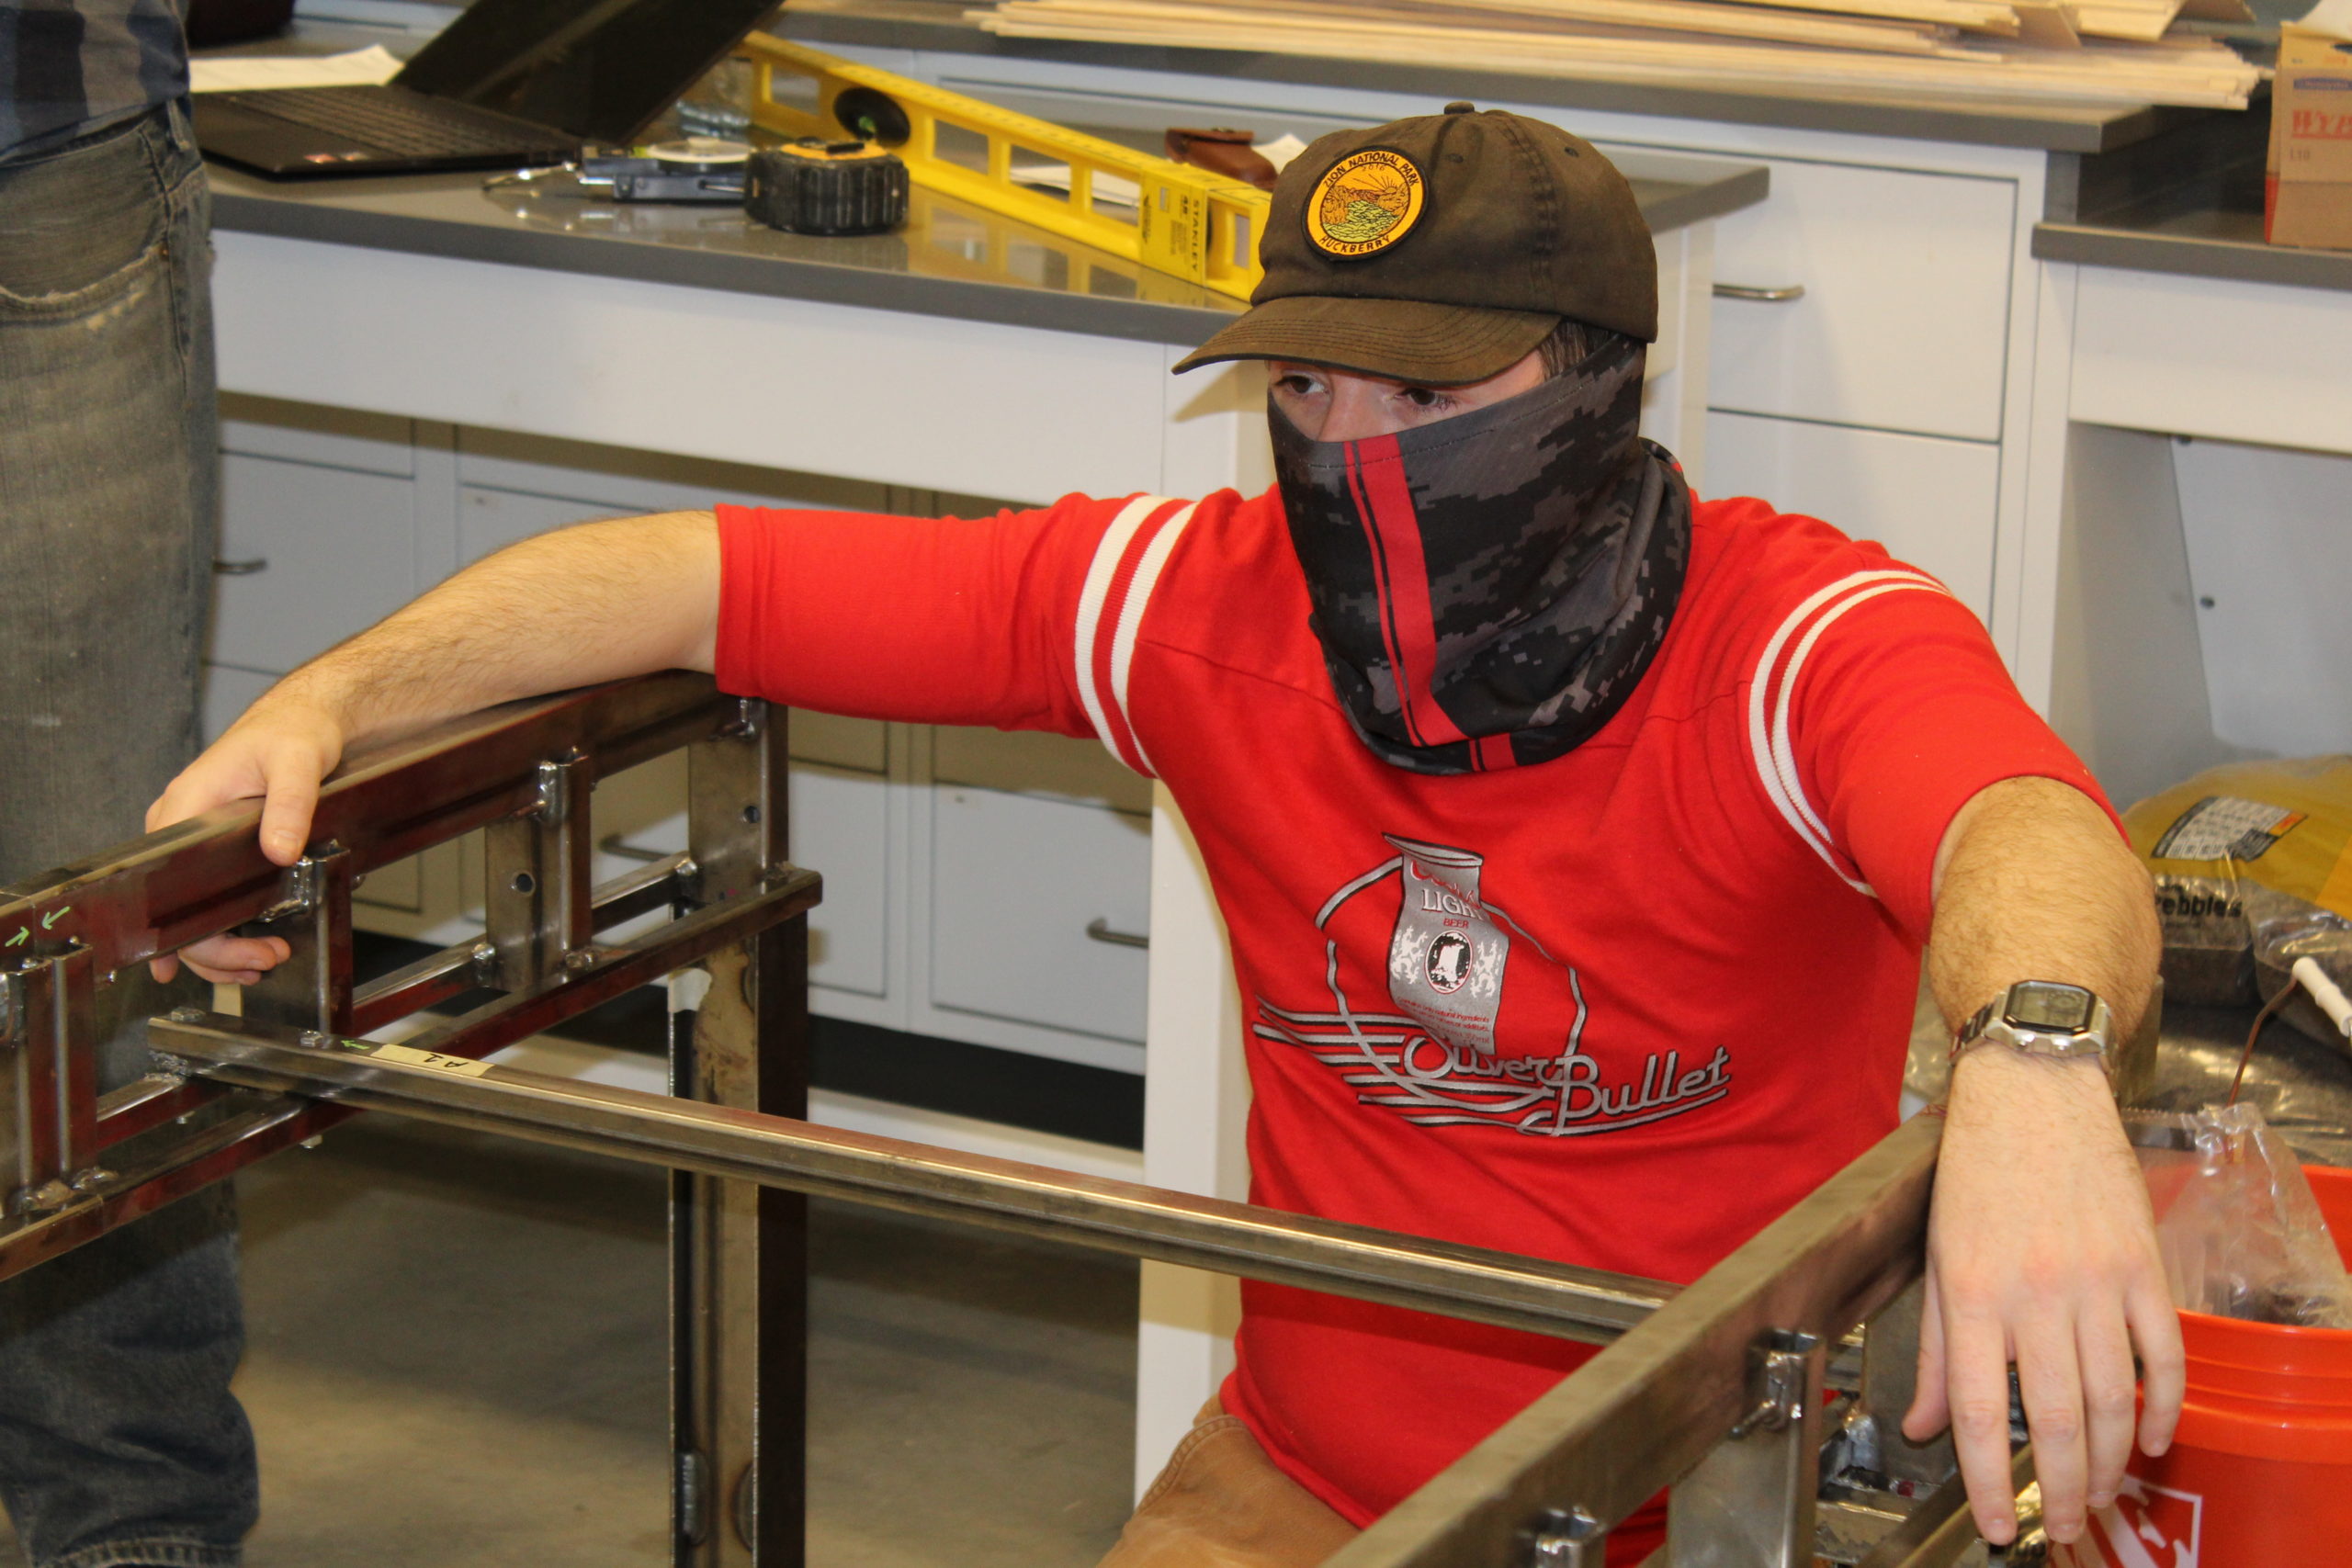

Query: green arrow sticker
[
  {"left": 39, "top": 908, "right": 66, "bottom": 931},
  {"left": 4, "top": 931, "right": 23, "bottom": 948}
]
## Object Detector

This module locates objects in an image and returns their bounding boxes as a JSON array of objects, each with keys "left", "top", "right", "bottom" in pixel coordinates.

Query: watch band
[{"left": 1951, "top": 980, "right": 2116, "bottom": 1075}]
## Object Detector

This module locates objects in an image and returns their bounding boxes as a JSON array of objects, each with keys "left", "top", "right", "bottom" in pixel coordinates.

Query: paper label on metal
[{"left": 358, "top": 1042, "right": 494, "bottom": 1077}]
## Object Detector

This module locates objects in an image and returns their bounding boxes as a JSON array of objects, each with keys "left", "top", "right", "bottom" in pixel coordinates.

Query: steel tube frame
[
  {"left": 0, "top": 673, "right": 815, "bottom": 1567},
  {"left": 0, "top": 672, "right": 1985, "bottom": 1568},
  {"left": 152, "top": 1009, "right": 1683, "bottom": 1344}
]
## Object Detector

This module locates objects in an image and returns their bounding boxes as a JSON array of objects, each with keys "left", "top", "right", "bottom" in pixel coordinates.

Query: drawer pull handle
[
  {"left": 1713, "top": 282, "right": 1805, "bottom": 303},
  {"left": 598, "top": 833, "right": 671, "bottom": 863},
  {"left": 212, "top": 558, "right": 269, "bottom": 575},
  {"left": 1086, "top": 917, "right": 1149, "bottom": 951}
]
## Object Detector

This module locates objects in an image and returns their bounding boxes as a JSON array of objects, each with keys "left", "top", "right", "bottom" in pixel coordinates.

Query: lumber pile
[{"left": 973, "top": 0, "right": 2265, "bottom": 108}]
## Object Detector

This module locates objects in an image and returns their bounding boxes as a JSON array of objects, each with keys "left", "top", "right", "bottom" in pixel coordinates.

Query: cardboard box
[{"left": 2267, "top": 17, "right": 2352, "bottom": 249}]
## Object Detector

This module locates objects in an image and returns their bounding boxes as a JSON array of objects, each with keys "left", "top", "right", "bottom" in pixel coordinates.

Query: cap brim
[{"left": 1171, "top": 295, "right": 1558, "bottom": 385}]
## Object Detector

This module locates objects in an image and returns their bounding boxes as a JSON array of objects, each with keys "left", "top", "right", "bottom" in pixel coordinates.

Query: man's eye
[
  {"left": 1400, "top": 387, "right": 1452, "bottom": 411},
  {"left": 1276, "top": 374, "right": 1321, "bottom": 396}
]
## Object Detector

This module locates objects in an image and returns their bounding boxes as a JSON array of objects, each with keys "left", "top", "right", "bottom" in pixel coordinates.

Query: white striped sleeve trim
[
  {"left": 1070, "top": 495, "right": 1193, "bottom": 776},
  {"left": 1105, "top": 502, "right": 1198, "bottom": 778},
  {"left": 1747, "top": 569, "right": 1950, "bottom": 896}
]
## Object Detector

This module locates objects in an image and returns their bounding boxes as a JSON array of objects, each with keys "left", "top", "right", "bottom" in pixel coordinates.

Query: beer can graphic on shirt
[{"left": 1385, "top": 837, "right": 1510, "bottom": 1057}]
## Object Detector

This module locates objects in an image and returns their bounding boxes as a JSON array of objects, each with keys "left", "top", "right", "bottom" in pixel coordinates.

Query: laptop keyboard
[{"left": 220, "top": 88, "right": 560, "bottom": 159}]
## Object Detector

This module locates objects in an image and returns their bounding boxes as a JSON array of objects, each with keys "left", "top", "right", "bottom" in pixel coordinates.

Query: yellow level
[{"left": 740, "top": 35, "right": 1268, "bottom": 301}]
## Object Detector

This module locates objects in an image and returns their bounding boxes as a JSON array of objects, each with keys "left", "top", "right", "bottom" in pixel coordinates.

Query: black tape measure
[{"left": 744, "top": 138, "right": 909, "bottom": 235}]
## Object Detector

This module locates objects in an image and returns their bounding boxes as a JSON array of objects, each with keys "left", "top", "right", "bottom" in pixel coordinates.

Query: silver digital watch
[{"left": 1951, "top": 980, "right": 2116, "bottom": 1076}]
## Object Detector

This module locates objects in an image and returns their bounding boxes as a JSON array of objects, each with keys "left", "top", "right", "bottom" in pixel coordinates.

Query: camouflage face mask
[{"left": 1270, "top": 335, "right": 1691, "bottom": 776}]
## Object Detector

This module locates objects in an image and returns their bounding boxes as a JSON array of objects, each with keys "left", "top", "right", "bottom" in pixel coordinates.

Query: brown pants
[{"left": 1098, "top": 1401, "right": 1360, "bottom": 1568}]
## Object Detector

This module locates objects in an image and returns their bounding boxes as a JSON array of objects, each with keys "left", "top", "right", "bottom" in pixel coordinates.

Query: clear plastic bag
[
  {"left": 2248, "top": 884, "right": 2352, "bottom": 1046},
  {"left": 2138, "top": 1102, "right": 2352, "bottom": 1327}
]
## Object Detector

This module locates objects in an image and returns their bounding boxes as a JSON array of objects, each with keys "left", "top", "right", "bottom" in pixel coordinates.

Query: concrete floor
[{"left": 0, "top": 1116, "right": 1138, "bottom": 1567}]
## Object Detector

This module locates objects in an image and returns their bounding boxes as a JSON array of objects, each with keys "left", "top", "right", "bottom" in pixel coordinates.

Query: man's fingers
[
  {"left": 1940, "top": 1307, "right": 2020, "bottom": 1546},
  {"left": 257, "top": 749, "right": 324, "bottom": 866},
  {"left": 2129, "top": 1277, "right": 2186, "bottom": 1459},
  {"left": 2015, "top": 1316, "right": 2090, "bottom": 1543},
  {"left": 1903, "top": 1266, "right": 1951, "bottom": 1442},
  {"left": 173, "top": 934, "right": 291, "bottom": 987},
  {"left": 2076, "top": 1305, "right": 2142, "bottom": 1516}
]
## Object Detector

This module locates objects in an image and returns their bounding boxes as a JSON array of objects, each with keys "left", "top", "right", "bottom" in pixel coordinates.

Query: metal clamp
[
  {"left": 1729, "top": 1331, "right": 1821, "bottom": 1438},
  {"left": 1521, "top": 1508, "right": 1606, "bottom": 1567}
]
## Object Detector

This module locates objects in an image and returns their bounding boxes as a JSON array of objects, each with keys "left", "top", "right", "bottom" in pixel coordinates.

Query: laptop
[{"left": 195, "top": 0, "right": 784, "bottom": 179}]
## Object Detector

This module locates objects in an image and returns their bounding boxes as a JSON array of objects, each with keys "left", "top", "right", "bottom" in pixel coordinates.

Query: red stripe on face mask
[{"left": 1348, "top": 434, "right": 1468, "bottom": 749}]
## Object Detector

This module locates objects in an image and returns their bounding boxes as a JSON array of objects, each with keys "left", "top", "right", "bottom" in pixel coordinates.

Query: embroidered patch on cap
[{"left": 1306, "top": 148, "right": 1427, "bottom": 258}]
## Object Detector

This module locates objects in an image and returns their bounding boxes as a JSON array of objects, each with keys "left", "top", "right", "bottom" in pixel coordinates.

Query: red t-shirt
[{"left": 715, "top": 487, "right": 2106, "bottom": 1548}]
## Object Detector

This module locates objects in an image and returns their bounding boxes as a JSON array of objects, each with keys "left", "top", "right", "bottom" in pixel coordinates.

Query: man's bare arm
[
  {"left": 146, "top": 511, "right": 718, "bottom": 980},
  {"left": 1905, "top": 776, "right": 2180, "bottom": 1550}
]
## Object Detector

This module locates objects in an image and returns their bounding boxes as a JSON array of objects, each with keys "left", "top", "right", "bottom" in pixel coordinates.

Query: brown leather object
[
  {"left": 1165, "top": 127, "right": 1279, "bottom": 192},
  {"left": 185, "top": 0, "right": 296, "bottom": 48}
]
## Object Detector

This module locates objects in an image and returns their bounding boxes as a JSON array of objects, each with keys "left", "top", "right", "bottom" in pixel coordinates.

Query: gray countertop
[
  {"left": 206, "top": 144, "right": 1765, "bottom": 346},
  {"left": 776, "top": 0, "right": 2219, "bottom": 155},
  {"left": 2035, "top": 206, "right": 2352, "bottom": 294},
  {"left": 2033, "top": 107, "right": 2352, "bottom": 294}
]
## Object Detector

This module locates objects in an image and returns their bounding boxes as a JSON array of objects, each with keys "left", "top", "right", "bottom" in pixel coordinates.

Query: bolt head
[
  {"left": 166, "top": 1006, "right": 206, "bottom": 1023},
  {"left": 298, "top": 1030, "right": 331, "bottom": 1049}
]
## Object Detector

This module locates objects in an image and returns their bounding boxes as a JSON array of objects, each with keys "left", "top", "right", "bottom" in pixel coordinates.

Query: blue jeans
[{"left": 0, "top": 100, "right": 257, "bottom": 1568}]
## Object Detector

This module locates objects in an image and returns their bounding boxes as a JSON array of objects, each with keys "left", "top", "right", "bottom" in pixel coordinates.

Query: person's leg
[
  {"left": 0, "top": 100, "right": 255, "bottom": 1568},
  {"left": 1098, "top": 1400, "right": 1358, "bottom": 1568}
]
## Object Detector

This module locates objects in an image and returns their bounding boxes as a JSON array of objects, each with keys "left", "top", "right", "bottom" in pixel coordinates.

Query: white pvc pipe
[{"left": 2291, "top": 956, "right": 2352, "bottom": 1041}]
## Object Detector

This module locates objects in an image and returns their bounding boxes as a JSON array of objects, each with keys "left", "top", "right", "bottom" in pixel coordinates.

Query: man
[
  {"left": 0, "top": 1, "right": 261, "bottom": 1564},
  {"left": 152, "top": 106, "right": 2180, "bottom": 1563}
]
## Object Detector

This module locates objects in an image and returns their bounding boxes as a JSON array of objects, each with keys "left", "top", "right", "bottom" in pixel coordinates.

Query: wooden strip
[
  {"left": 2069, "top": 0, "right": 2181, "bottom": 40},
  {"left": 1004, "top": 0, "right": 1993, "bottom": 54},
  {"left": 2176, "top": 0, "right": 2254, "bottom": 21},
  {"left": 1443, "top": 0, "right": 2014, "bottom": 34},
  {"left": 2010, "top": 0, "right": 2081, "bottom": 47},
  {"left": 1254, "top": 0, "right": 1974, "bottom": 55},
  {"left": 977, "top": 2, "right": 2258, "bottom": 106}
]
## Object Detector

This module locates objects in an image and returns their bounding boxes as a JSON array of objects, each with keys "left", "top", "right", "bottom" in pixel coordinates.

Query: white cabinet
[
  {"left": 925, "top": 785, "right": 1151, "bottom": 1066},
  {"left": 793, "top": 759, "right": 896, "bottom": 1004},
  {"left": 200, "top": 663, "right": 275, "bottom": 743},
  {"left": 1698, "top": 158, "right": 2017, "bottom": 443},
  {"left": 215, "top": 455, "right": 420, "bottom": 673},
  {"left": 207, "top": 400, "right": 1153, "bottom": 1072},
  {"left": 1704, "top": 412, "right": 2001, "bottom": 618}
]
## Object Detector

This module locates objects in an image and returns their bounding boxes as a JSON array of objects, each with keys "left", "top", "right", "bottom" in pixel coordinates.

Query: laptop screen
[{"left": 398, "top": 0, "right": 786, "bottom": 145}]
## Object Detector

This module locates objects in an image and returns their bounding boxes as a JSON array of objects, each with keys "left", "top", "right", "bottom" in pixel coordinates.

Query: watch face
[{"left": 2006, "top": 981, "right": 2095, "bottom": 1032}]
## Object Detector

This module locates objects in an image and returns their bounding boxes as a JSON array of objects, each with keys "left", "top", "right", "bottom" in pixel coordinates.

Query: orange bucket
[{"left": 2083, "top": 1165, "right": 2352, "bottom": 1566}]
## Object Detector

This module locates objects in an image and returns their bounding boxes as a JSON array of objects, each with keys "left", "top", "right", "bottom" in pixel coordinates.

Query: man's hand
[
  {"left": 143, "top": 694, "right": 345, "bottom": 985},
  {"left": 1912, "top": 775, "right": 2178, "bottom": 1547},
  {"left": 1904, "top": 1048, "right": 2184, "bottom": 1546},
  {"left": 140, "top": 509, "right": 722, "bottom": 986}
]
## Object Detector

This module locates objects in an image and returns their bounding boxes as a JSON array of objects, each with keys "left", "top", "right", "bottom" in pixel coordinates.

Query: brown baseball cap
[{"left": 1173, "top": 103, "right": 1657, "bottom": 386}]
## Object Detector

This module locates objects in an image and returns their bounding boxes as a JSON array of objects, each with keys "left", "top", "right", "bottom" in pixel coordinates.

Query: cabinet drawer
[
  {"left": 794, "top": 762, "right": 892, "bottom": 999},
  {"left": 593, "top": 754, "right": 891, "bottom": 1000},
  {"left": 1704, "top": 412, "right": 1998, "bottom": 621},
  {"left": 458, "top": 484, "right": 630, "bottom": 568},
  {"left": 1694, "top": 158, "right": 2015, "bottom": 443},
  {"left": 200, "top": 663, "right": 276, "bottom": 744},
  {"left": 785, "top": 712, "right": 887, "bottom": 774},
  {"left": 220, "top": 397, "right": 413, "bottom": 476},
  {"left": 933, "top": 724, "right": 1150, "bottom": 813},
  {"left": 215, "top": 455, "right": 421, "bottom": 674},
  {"left": 930, "top": 786, "right": 1149, "bottom": 1044}
]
